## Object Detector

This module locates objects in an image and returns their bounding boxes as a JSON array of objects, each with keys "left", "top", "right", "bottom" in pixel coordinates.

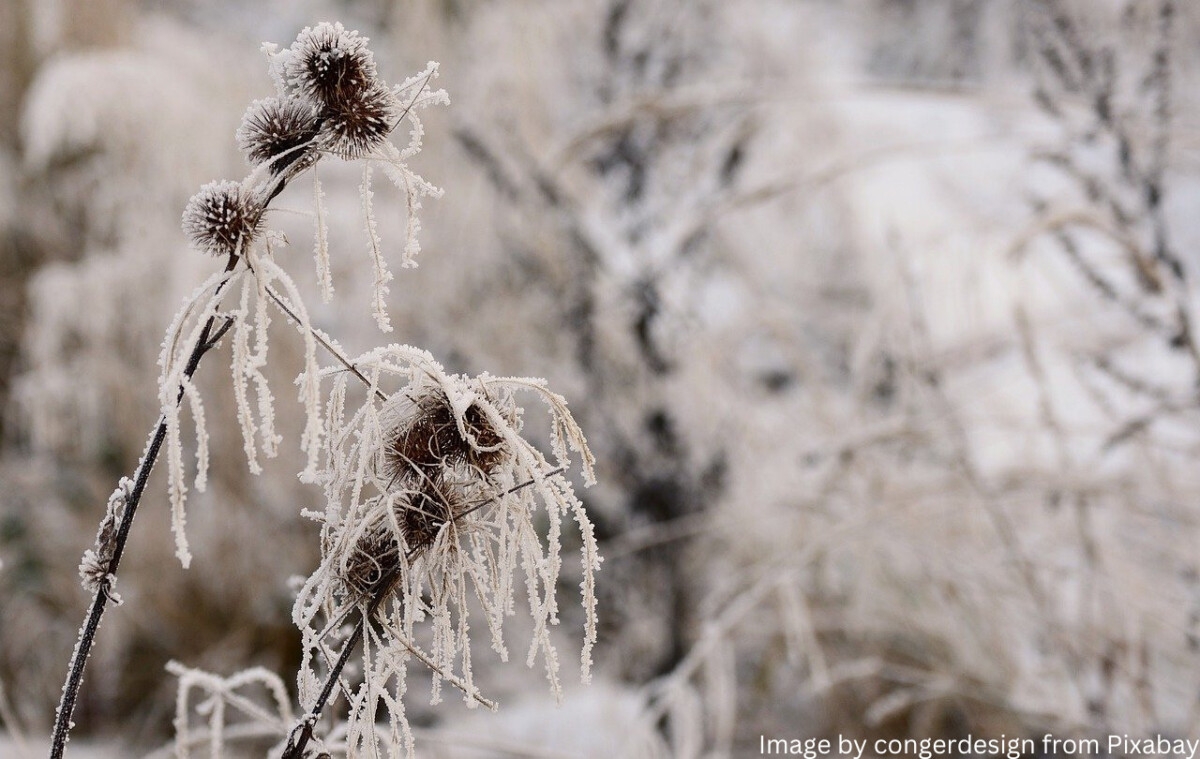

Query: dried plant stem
[
  {"left": 263, "top": 284, "right": 387, "bottom": 402},
  {"left": 280, "top": 583, "right": 382, "bottom": 759},
  {"left": 50, "top": 262, "right": 237, "bottom": 759}
]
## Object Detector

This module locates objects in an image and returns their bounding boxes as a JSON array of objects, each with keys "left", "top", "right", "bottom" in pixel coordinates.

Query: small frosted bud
[
  {"left": 237, "top": 97, "right": 321, "bottom": 176},
  {"left": 286, "top": 22, "right": 379, "bottom": 108},
  {"left": 320, "top": 84, "right": 398, "bottom": 159},
  {"left": 181, "top": 180, "right": 265, "bottom": 258}
]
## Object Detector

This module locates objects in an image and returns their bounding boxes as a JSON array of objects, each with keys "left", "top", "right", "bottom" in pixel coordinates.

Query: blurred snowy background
[{"left": 5, "top": 0, "right": 1200, "bottom": 755}]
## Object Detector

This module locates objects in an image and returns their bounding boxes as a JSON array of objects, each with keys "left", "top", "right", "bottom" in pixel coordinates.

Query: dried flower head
[
  {"left": 336, "top": 514, "right": 400, "bottom": 602},
  {"left": 319, "top": 84, "right": 398, "bottom": 160},
  {"left": 382, "top": 386, "right": 511, "bottom": 479},
  {"left": 181, "top": 180, "right": 264, "bottom": 258},
  {"left": 236, "top": 96, "right": 321, "bottom": 177},
  {"left": 336, "top": 474, "right": 470, "bottom": 601},
  {"left": 291, "top": 347, "right": 598, "bottom": 754},
  {"left": 393, "top": 473, "right": 472, "bottom": 551},
  {"left": 286, "top": 22, "right": 379, "bottom": 109}
]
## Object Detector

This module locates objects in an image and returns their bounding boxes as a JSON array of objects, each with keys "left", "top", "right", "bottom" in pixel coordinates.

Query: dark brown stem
[
  {"left": 280, "top": 570, "right": 394, "bottom": 759},
  {"left": 49, "top": 260, "right": 237, "bottom": 759}
]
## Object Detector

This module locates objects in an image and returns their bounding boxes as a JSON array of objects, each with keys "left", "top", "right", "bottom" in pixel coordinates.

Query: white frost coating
[
  {"left": 181, "top": 377, "right": 209, "bottom": 494},
  {"left": 367, "top": 60, "right": 448, "bottom": 270},
  {"left": 287, "top": 346, "right": 598, "bottom": 755},
  {"left": 377, "top": 137, "right": 444, "bottom": 270},
  {"left": 165, "top": 396, "right": 191, "bottom": 568},
  {"left": 254, "top": 257, "right": 324, "bottom": 480},
  {"left": 157, "top": 268, "right": 237, "bottom": 568},
  {"left": 250, "top": 247, "right": 280, "bottom": 459},
  {"left": 230, "top": 280, "right": 262, "bottom": 475},
  {"left": 168, "top": 661, "right": 295, "bottom": 759},
  {"left": 312, "top": 171, "right": 333, "bottom": 302},
  {"left": 360, "top": 164, "right": 393, "bottom": 332}
]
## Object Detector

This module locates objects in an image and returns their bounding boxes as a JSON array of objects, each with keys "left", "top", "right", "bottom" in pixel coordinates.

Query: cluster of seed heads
[
  {"left": 182, "top": 22, "right": 400, "bottom": 259},
  {"left": 335, "top": 388, "right": 512, "bottom": 601},
  {"left": 282, "top": 22, "right": 397, "bottom": 160}
]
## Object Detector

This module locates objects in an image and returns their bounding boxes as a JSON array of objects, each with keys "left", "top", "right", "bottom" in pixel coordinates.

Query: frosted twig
[
  {"left": 263, "top": 283, "right": 387, "bottom": 403},
  {"left": 50, "top": 260, "right": 237, "bottom": 759}
]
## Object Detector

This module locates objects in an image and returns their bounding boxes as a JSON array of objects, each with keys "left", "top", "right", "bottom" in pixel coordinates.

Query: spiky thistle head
[
  {"left": 335, "top": 474, "right": 472, "bottom": 601},
  {"left": 181, "top": 180, "right": 264, "bottom": 258},
  {"left": 236, "top": 96, "right": 321, "bottom": 177},
  {"left": 319, "top": 84, "right": 398, "bottom": 159},
  {"left": 286, "top": 22, "right": 379, "bottom": 109},
  {"left": 382, "top": 384, "right": 512, "bottom": 480}
]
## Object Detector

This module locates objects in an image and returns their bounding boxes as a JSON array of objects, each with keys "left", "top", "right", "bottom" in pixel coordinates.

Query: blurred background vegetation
[{"left": 5, "top": 0, "right": 1200, "bottom": 755}]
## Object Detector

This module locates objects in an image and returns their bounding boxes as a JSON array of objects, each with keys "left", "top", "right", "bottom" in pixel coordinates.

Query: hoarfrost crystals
[
  {"left": 286, "top": 347, "right": 598, "bottom": 754},
  {"left": 78, "top": 477, "right": 134, "bottom": 599},
  {"left": 361, "top": 164, "right": 393, "bottom": 332},
  {"left": 313, "top": 171, "right": 332, "bottom": 302},
  {"left": 142, "top": 21, "right": 595, "bottom": 759}
]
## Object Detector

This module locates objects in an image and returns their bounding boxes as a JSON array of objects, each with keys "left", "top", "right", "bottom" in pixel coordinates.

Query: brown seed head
[
  {"left": 319, "top": 84, "right": 397, "bottom": 160},
  {"left": 237, "top": 96, "right": 321, "bottom": 177},
  {"left": 383, "top": 387, "right": 510, "bottom": 480},
  {"left": 181, "top": 180, "right": 264, "bottom": 258},
  {"left": 286, "top": 22, "right": 379, "bottom": 109},
  {"left": 338, "top": 475, "right": 469, "bottom": 601},
  {"left": 338, "top": 520, "right": 400, "bottom": 602}
]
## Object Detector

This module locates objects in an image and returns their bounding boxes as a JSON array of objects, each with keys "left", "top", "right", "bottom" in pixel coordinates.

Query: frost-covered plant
[
  {"left": 158, "top": 22, "right": 447, "bottom": 566},
  {"left": 48, "top": 18, "right": 599, "bottom": 759},
  {"left": 162, "top": 351, "right": 600, "bottom": 758},
  {"left": 274, "top": 347, "right": 599, "bottom": 757},
  {"left": 50, "top": 21, "right": 452, "bottom": 758},
  {"left": 164, "top": 352, "right": 600, "bottom": 759}
]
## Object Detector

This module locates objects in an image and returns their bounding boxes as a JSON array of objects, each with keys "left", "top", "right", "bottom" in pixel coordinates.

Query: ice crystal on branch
[
  {"left": 78, "top": 477, "right": 134, "bottom": 601},
  {"left": 168, "top": 661, "right": 296, "bottom": 758}
]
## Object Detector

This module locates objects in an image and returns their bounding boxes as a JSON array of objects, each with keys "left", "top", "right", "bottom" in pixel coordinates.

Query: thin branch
[
  {"left": 279, "top": 575, "right": 389, "bottom": 759},
  {"left": 50, "top": 260, "right": 238, "bottom": 759},
  {"left": 263, "top": 284, "right": 387, "bottom": 403}
]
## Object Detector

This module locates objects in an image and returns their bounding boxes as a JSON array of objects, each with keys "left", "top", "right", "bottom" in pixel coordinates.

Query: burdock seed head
[
  {"left": 286, "top": 22, "right": 379, "bottom": 109},
  {"left": 181, "top": 180, "right": 264, "bottom": 258},
  {"left": 337, "top": 476, "right": 469, "bottom": 601},
  {"left": 382, "top": 387, "right": 511, "bottom": 479},
  {"left": 393, "top": 473, "right": 471, "bottom": 554},
  {"left": 236, "top": 96, "right": 321, "bottom": 177},
  {"left": 319, "top": 84, "right": 398, "bottom": 160}
]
